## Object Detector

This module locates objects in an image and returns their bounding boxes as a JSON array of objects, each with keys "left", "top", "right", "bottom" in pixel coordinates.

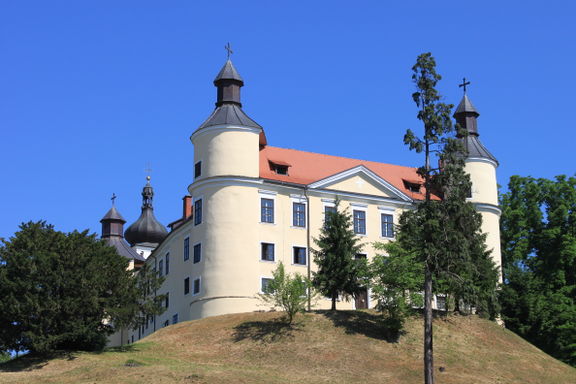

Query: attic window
[
  {"left": 268, "top": 160, "right": 291, "bottom": 175},
  {"left": 403, "top": 180, "right": 421, "bottom": 193}
]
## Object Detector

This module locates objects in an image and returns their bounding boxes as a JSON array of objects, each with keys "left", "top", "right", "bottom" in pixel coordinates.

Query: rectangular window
[
  {"left": 165, "top": 253, "right": 170, "bottom": 275},
  {"left": 436, "top": 296, "right": 446, "bottom": 311},
  {"left": 193, "top": 278, "right": 201, "bottom": 295},
  {"left": 261, "top": 277, "right": 273, "bottom": 293},
  {"left": 381, "top": 214, "right": 394, "bottom": 238},
  {"left": 193, "top": 243, "right": 201, "bottom": 263},
  {"left": 353, "top": 210, "right": 366, "bottom": 234},
  {"left": 324, "top": 206, "right": 336, "bottom": 225},
  {"left": 194, "top": 199, "right": 202, "bottom": 225},
  {"left": 158, "top": 260, "right": 164, "bottom": 277},
  {"left": 184, "top": 237, "right": 190, "bottom": 261},
  {"left": 293, "top": 202, "right": 306, "bottom": 227},
  {"left": 165, "top": 292, "right": 169, "bottom": 309},
  {"left": 194, "top": 161, "right": 202, "bottom": 179},
  {"left": 293, "top": 246, "right": 306, "bottom": 265},
  {"left": 355, "top": 253, "right": 367, "bottom": 259},
  {"left": 184, "top": 277, "right": 190, "bottom": 295},
  {"left": 261, "top": 198, "right": 274, "bottom": 223},
  {"left": 172, "top": 313, "right": 179, "bottom": 324},
  {"left": 261, "top": 243, "right": 275, "bottom": 262}
]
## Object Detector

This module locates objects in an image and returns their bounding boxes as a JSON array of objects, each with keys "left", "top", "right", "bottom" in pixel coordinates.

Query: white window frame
[
  {"left": 322, "top": 199, "right": 336, "bottom": 224},
  {"left": 260, "top": 276, "right": 273, "bottom": 293},
  {"left": 378, "top": 206, "right": 396, "bottom": 239},
  {"left": 351, "top": 203, "right": 368, "bottom": 236},
  {"left": 292, "top": 245, "right": 307, "bottom": 266},
  {"left": 260, "top": 241, "right": 276, "bottom": 263},
  {"left": 291, "top": 195, "right": 307, "bottom": 229},
  {"left": 259, "top": 190, "right": 277, "bottom": 224}
]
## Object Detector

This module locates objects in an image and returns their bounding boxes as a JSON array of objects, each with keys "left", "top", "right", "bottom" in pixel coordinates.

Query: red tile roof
[{"left": 259, "top": 146, "right": 437, "bottom": 201}]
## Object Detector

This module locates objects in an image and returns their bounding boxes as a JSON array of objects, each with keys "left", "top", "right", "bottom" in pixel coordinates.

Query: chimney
[{"left": 183, "top": 196, "right": 192, "bottom": 219}]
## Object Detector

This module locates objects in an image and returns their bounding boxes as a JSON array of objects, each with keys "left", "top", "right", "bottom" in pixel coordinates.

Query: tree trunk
[
  {"left": 331, "top": 293, "right": 337, "bottom": 311},
  {"left": 424, "top": 265, "right": 434, "bottom": 384}
]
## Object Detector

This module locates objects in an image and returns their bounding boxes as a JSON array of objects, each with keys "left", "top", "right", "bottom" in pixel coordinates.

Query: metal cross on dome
[
  {"left": 111, "top": 193, "right": 117, "bottom": 205},
  {"left": 459, "top": 77, "right": 471, "bottom": 94},
  {"left": 225, "top": 42, "right": 233, "bottom": 59},
  {"left": 145, "top": 163, "right": 152, "bottom": 177}
]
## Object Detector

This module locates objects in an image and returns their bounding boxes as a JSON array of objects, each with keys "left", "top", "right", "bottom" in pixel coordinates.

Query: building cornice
[
  {"left": 473, "top": 202, "right": 502, "bottom": 216},
  {"left": 188, "top": 175, "right": 414, "bottom": 209},
  {"left": 465, "top": 157, "right": 499, "bottom": 168}
]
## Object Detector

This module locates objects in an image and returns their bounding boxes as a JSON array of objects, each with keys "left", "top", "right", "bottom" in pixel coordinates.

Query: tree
[
  {"left": 401, "top": 53, "right": 499, "bottom": 384},
  {"left": 258, "top": 262, "right": 311, "bottom": 324},
  {"left": 312, "top": 200, "right": 366, "bottom": 310},
  {"left": 108, "top": 263, "right": 166, "bottom": 345},
  {"left": 499, "top": 175, "right": 576, "bottom": 366},
  {"left": 370, "top": 241, "right": 423, "bottom": 326},
  {"left": 0, "top": 221, "right": 164, "bottom": 355}
]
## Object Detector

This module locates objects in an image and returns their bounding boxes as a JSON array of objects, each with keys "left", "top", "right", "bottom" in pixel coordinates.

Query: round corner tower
[
  {"left": 454, "top": 93, "right": 502, "bottom": 279},
  {"left": 187, "top": 58, "right": 267, "bottom": 319}
]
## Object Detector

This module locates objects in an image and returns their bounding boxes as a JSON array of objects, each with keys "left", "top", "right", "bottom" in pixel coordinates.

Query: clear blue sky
[{"left": 1, "top": 1, "right": 574, "bottom": 240}]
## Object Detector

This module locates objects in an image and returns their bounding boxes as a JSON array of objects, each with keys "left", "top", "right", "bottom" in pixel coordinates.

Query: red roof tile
[{"left": 259, "top": 146, "right": 437, "bottom": 201}]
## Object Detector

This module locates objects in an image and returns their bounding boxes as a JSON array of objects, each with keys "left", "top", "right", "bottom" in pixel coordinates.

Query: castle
[{"left": 100, "top": 58, "right": 501, "bottom": 346}]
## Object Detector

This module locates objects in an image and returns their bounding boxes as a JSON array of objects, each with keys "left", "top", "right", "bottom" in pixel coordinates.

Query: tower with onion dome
[{"left": 124, "top": 176, "right": 168, "bottom": 259}]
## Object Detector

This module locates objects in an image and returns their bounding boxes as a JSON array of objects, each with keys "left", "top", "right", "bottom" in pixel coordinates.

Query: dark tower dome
[
  {"left": 124, "top": 176, "right": 168, "bottom": 246},
  {"left": 454, "top": 93, "right": 498, "bottom": 165},
  {"left": 195, "top": 55, "right": 267, "bottom": 146},
  {"left": 100, "top": 197, "right": 145, "bottom": 261}
]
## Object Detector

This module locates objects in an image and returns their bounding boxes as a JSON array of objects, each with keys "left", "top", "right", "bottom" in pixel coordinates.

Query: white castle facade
[{"left": 101, "top": 58, "right": 501, "bottom": 346}]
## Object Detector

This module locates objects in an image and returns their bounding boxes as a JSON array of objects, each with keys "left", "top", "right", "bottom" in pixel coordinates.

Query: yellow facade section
[
  {"left": 466, "top": 160, "right": 498, "bottom": 205},
  {"left": 324, "top": 174, "right": 395, "bottom": 198},
  {"left": 191, "top": 128, "right": 261, "bottom": 179}
]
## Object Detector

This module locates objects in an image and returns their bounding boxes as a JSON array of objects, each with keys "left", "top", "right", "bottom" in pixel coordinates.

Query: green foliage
[
  {"left": 399, "top": 53, "right": 500, "bottom": 384},
  {"left": 312, "top": 199, "right": 366, "bottom": 310},
  {"left": 370, "top": 241, "right": 423, "bottom": 324},
  {"left": 110, "top": 262, "right": 166, "bottom": 336},
  {"left": 0, "top": 351, "right": 11, "bottom": 364},
  {"left": 0, "top": 221, "right": 164, "bottom": 355},
  {"left": 500, "top": 175, "right": 576, "bottom": 366},
  {"left": 258, "top": 262, "right": 311, "bottom": 324}
]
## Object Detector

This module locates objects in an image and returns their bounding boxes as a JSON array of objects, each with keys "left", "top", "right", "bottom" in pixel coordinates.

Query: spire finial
[
  {"left": 111, "top": 193, "right": 117, "bottom": 206},
  {"left": 459, "top": 77, "right": 471, "bottom": 94},
  {"left": 225, "top": 42, "right": 233, "bottom": 59},
  {"left": 145, "top": 162, "right": 152, "bottom": 184}
]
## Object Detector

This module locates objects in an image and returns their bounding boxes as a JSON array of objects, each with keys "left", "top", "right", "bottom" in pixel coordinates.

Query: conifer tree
[
  {"left": 401, "top": 53, "right": 498, "bottom": 384},
  {"left": 0, "top": 221, "right": 165, "bottom": 354},
  {"left": 312, "top": 200, "right": 365, "bottom": 310}
]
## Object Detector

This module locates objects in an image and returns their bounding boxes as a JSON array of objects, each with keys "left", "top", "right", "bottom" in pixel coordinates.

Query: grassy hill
[{"left": 1, "top": 310, "right": 574, "bottom": 384}]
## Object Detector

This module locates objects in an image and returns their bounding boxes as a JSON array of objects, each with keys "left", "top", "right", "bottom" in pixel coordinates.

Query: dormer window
[
  {"left": 268, "top": 160, "right": 291, "bottom": 175},
  {"left": 403, "top": 179, "right": 421, "bottom": 193},
  {"left": 274, "top": 165, "right": 288, "bottom": 175}
]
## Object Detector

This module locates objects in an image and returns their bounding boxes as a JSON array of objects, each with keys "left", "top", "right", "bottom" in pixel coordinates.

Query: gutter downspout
[{"left": 305, "top": 186, "right": 311, "bottom": 311}]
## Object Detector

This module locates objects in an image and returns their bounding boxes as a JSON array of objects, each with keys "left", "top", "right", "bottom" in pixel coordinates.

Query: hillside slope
[{"left": 1, "top": 311, "right": 574, "bottom": 384}]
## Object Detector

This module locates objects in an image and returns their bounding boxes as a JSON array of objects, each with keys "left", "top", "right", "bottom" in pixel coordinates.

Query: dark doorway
[{"left": 355, "top": 288, "right": 368, "bottom": 309}]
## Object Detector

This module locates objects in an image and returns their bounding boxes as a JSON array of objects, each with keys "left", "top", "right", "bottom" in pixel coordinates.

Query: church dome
[{"left": 124, "top": 176, "right": 168, "bottom": 246}]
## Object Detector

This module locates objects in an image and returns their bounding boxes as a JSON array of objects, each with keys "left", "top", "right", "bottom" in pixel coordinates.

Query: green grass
[{"left": 1, "top": 311, "right": 574, "bottom": 384}]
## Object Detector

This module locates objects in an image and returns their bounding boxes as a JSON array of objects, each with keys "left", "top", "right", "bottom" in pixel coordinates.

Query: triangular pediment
[{"left": 308, "top": 166, "right": 412, "bottom": 201}]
